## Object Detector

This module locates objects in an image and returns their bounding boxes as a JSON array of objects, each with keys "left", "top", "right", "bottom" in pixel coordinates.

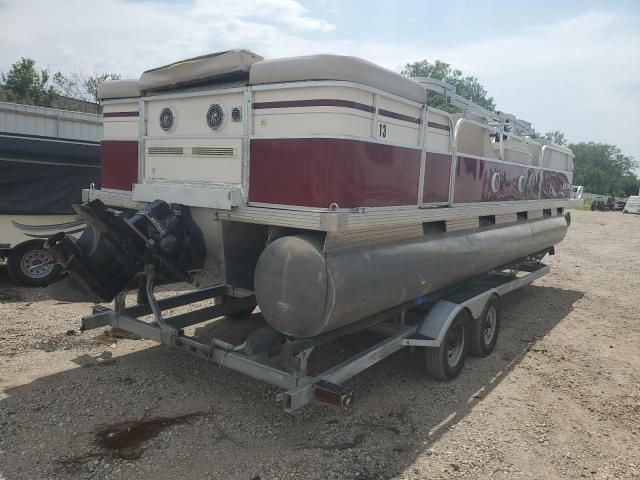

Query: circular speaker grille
[
  {"left": 206, "top": 103, "right": 224, "bottom": 130},
  {"left": 159, "top": 107, "right": 175, "bottom": 132}
]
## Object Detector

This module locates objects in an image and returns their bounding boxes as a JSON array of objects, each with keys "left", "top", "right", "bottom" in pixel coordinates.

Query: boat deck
[{"left": 83, "top": 188, "right": 577, "bottom": 233}]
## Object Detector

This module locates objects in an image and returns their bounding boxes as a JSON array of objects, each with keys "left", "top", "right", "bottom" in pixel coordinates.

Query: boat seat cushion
[
  {"left": 249, "top": 54, "right": 426, "bottom": 104},
  {"left": 97, "top": 79, "right": 140, "bottom": 100},
  {"left": 139, "top": 49, "right": 263, "bottom": 93}
]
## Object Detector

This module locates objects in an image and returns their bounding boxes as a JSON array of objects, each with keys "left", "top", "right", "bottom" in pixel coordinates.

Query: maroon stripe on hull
[
  {"left": 103, "top": 111, "right": 139, "bottom": 118},
  {"left": 453, "top": 156, "right": 541, "bottom": 203},
  {"left": 253, "top": 100, "right": 422, "bottom": 124},
  {"left": 377, "top": 108, "right": 421, "bottom": 124},
  {"left": 249, "top": 138, "right": 421, "bottom": 208},
  {"left": 541, "top": 170, "right": 572, "bottom": 199},
  {"left": 253, "top": 99, "right": 374, "bottom": 114},
  {"left": 100, "top": 140, "right": 138, "bottom": 191},
  {"left": 423, "top": 152, "right": 452, "bottom": 203},
  {"left": 427, "top": 121, "right": 450, "bottom": 131}
]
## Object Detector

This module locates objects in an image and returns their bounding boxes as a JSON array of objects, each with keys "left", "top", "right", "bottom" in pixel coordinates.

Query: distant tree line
[
  {"left": 0, "top": 57, "right": 120, "bottom": 110},
  {"left": 403, "top": 59, "right": 639, "bottom": 197}
]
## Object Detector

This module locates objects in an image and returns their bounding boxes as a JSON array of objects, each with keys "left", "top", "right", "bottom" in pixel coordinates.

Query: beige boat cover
[
  {"left": 97, "top": 79, "right": 140, "bottom": 100},
  {"left": 249, "top": 54, "right": 426, "bottom": 103},
  {"left": 139, "top": 49, "right": 263, "bottom": 92}
]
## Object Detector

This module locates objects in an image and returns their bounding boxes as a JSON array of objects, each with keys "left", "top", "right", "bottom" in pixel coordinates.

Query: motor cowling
[{"left": 45, "top": 199, "right": 205, "bottom": 303}]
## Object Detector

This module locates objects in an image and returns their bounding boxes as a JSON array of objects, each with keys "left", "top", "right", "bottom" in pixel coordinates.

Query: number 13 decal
[{"left": 378, "top": 123, "right": 387, "bottom": 138}]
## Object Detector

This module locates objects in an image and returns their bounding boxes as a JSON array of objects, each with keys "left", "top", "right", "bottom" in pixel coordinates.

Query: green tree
[
  {"left": 570, "top": 142, "right": 638, "bottom": 196},
  {"left": 401, "top": 59, "right": 495, "bottom": 113},
  {"left": 1, "top": 58, "right": 58, "bottom": 107},
  {"left": 53, "top": 71, "right": 121, "bottom": 103},
  {"left": 619, "top": 175, "right": 640, "bottom": 197},
  {"left": 543, "top": 130, "right": 568, "bottom": 146},
  {"left": 528, "top": 130, "right": 568, "bottom": 146}
]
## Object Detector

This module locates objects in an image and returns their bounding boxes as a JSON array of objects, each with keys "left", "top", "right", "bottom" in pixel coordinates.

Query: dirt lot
[{"left": 1, "top": 209, "right": 639, "bottom": 480}]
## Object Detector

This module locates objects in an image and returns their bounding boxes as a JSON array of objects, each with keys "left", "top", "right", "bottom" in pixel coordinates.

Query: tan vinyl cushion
[
  {"left": 97, "top": 79, "right": 140, "bottom": 100},
  {"left": 249, "top": 54, "right": 426, "bottom": 104},
  {"left": 139, "top": 49, "right": 263, "bottom": 92}
]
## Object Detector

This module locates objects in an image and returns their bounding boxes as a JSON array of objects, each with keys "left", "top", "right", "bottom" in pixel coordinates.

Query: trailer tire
[
  {"left": 424, "top": 310, "right": 468, "bottom": 381},
  {"left": 215, "top": 296, "right": 255, "bottom": 319},
  {"left": 470, "top": 295, "right": 501, "bottom": 357},
  {"left": 7, "top": 241, "right": 61, "bottom": 287}
]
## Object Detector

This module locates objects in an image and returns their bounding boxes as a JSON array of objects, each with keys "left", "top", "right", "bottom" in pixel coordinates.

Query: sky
[{"left": 1, "top": 0, "right": 639, "bottom": 161}]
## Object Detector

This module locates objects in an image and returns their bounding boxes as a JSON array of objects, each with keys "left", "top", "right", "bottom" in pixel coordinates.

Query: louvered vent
[
  {"left": 159, "top": 107, "right": 175, "bottom": 132},
  {"left": 206, "top": 103, "right": 224, "bottom": 130},
  {"left": 192, "top": 147, "right": 236, "bottom": 158},
  {"left": 147, "top": 146, "right": 184, "bottom": 156},
  {"left": 231, "top": 106, "right": 242, "bottom": 122}
]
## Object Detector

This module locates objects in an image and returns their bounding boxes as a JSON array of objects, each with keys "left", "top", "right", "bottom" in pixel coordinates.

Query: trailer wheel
[
  {"left": 215, "top": 296, "right": 255, "bottom": 319},
  {"left": 470, "top": 295, "right": 501, "bottom": 357},
  {"left": 424, "top": 310, "right": 468, "bottom": 381},
  {"left": 7, "top": 241, "right": 61, "bottom": 287}
]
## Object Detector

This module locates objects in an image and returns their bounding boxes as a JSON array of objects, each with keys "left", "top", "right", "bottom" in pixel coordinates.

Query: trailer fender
[
  {"left": 403, "top": 290, "right": 502, "bottom": 348},
  {"left": 464, "top": 290, "right": 501, "bottom": 319},
  {"left": 403, "top": 301, "right": 465, "bottom": 347}
]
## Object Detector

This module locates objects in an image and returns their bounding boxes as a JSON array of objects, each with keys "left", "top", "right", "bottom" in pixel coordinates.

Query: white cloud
[
  {"left": 0, "top": 2, "right": 637, "bottom": 160},
  {"left": 402, "top": 11, "right": 640, "bottom": 161},
  {"left": 0, "top": 0, "right": 334, "bottom": 76}
]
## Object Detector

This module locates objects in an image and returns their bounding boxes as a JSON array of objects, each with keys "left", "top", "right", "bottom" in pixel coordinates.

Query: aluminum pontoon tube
[{"left": 255, "top": 215, "right": 570, "bottom": 338}]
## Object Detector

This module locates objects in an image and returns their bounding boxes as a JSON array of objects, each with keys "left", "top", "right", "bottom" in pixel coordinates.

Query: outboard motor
[{"left": 45, "top": 199, "right": 205, "bottom": 303}]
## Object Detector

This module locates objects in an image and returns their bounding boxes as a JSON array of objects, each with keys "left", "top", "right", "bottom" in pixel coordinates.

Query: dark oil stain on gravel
[
  {"left": 297, "top": 433, "right": 366, "bottom": 451},
  {"left": 95, "top": 412, "right": 206, "bottom": 459}
]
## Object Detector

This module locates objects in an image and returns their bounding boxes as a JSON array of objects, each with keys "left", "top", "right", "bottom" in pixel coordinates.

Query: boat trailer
[{"left": 80, "top": 257, "right": 551, "bottom": 412}]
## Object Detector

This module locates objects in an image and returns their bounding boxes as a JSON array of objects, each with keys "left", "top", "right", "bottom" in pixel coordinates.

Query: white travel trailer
[{"left": 0, "top": 102, "right": 101, "bottom": 285}]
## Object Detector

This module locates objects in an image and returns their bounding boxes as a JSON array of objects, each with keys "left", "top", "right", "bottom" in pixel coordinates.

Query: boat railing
[{"left": 413, "top": 77, "right": 534, "bottom": 137}]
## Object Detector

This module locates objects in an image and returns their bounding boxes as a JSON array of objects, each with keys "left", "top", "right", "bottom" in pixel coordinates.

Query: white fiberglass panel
[
  {"left": 544, "top": 148, "right": 571, "bottom": 171},
  {"left": 146, "top": 91, "right": 245, "bottom": 137},
  {"left": 375, "top": 95, "right": 421, "bottom": 146},
  {"left": 253, "top": 111, "right": 372, "bottom": 138},
  {"left": 144, "top": 137, "right": 242, "bottom": 184},
  {"left": 252, "top": 85, "right": 373, "bottom": 138},
  {"left": 102, "top": 102, "right": 139, "bottom": 140}
]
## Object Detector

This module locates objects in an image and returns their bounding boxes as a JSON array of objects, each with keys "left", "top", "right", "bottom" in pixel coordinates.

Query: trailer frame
[{"left": 80, "top": 256, "right": 550, "bottom": 412}]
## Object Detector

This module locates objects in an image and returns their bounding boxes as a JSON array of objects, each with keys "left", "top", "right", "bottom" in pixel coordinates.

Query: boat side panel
[
  {"left": 248, "top": 138, "right": 421, "bottom": 208},
  {"left": 541, "top": 170, "right": 572, "bottom": 199},
  {"left": 423, "top": 152, "right": 452, "bottom": 203},
  {"left": 101, "top": 101, "right": 139, "bottom": 191},
  {"left": 453, "top": 156, "right": 542, "bottom": 203},
  {"left": 100, "top": 140, "right": 139, "bottom": 191}
]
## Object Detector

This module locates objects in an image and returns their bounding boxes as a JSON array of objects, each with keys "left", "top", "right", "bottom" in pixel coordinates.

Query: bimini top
[
  {"left": 139, "top": 49, "right": 263, "bottom": 93},
  {"left": 97, "top": 79, "right": 140, "bottom": 100},
  {"left": 249, "top": 54, "right": 426, "bottom": 104}
]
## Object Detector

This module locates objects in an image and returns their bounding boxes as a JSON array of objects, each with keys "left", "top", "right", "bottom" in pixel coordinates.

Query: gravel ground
[{"left": 1, "top": 209, "right": 639, "bottom": 480}]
